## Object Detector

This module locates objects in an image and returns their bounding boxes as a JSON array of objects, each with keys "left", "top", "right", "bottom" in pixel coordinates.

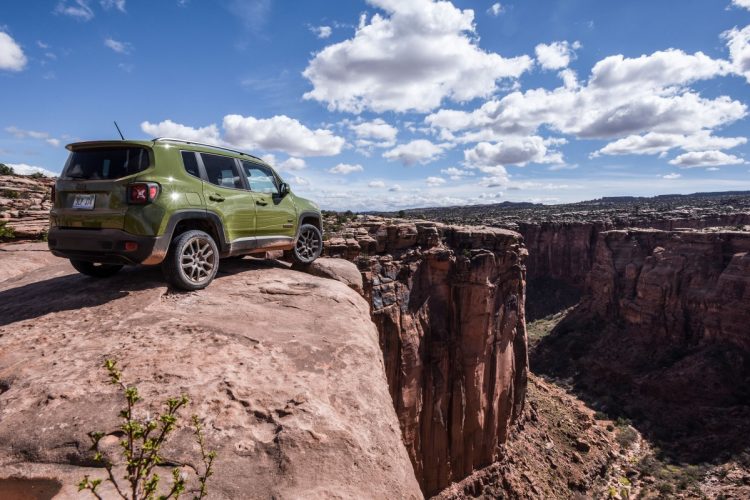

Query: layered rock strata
[
  {"left": 326, "top": 219, "right": 528, "bottom": 495},
  {"left": 534, "top": 229, "right": 750, "bottom": 461},
  {"left": 516, "top": 214, "right": 750, "bottom": 319},
  {"left": 0, "top": 174, "right": 53, "bottom": 239}
]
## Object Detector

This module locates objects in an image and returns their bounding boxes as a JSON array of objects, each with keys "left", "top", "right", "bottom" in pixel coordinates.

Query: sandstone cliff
[
  {"left": 533, "top": 228, "right": 750, "bottom": 462},
  {"left": 517, "top": 214, "right": 750, "bottom": 320},
  {"left": 325, "top": 219, "right": 528, "bottom": 496},
  {"left": 0, "top": 246, "right": 421, "bottom": 499},
  {"left": 0, "top": 174, "right": 53, "bottom": 240}
]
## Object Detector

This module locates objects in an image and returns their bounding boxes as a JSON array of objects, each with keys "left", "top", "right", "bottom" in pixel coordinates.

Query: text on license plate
[{"left": 72, "top": 194, "right": 96, "bottom": 210}]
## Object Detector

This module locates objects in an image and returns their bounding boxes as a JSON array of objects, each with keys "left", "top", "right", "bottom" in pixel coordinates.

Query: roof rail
[{"left": 152, "top": 137, "right": 264, "bottom": 162}]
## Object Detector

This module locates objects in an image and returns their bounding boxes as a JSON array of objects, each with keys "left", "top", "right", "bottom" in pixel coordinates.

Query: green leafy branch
[{"left": 78, "top": 359, "right": 215, "bottom": 500}]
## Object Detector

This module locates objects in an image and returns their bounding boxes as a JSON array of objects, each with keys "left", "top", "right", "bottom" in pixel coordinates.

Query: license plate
[{"left": 72, "top": 194, "right": 95, "bottom": 210}]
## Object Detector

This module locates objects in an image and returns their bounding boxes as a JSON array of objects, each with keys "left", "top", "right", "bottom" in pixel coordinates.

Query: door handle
[
  {"left": 209, "top": 194, "right": 225, "bottom": 202},
  {"left": 256, "top": 199, "right": 268, "bottom": 206}
]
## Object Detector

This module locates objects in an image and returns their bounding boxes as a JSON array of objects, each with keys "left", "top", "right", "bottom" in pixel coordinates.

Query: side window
[
  {"left": 181, "top": 151, "right": 200, "bottom": 178},
  {"left": 241, "top": 161, "right": 279, "bottom": 195},
  {"left": 201, "top": 153, "right": 243, "bottom": 189}
]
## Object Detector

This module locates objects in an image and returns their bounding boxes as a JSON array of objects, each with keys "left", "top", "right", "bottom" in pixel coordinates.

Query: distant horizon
[{"left": 1, "top": 0, "right": 750, "bottom": 210}]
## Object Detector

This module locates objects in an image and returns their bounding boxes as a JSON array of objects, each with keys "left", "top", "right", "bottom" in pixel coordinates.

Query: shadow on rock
[
  {"left": 0, "top": 257, "right": 290, "bottom": 328},
  {"left": 531, "top": 310, "right": 750, "bottom": 465}
]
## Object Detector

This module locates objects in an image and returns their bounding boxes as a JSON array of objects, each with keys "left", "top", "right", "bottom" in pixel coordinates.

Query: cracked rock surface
[{"left": 0, "top": 244, "right": 421, "bottom": 499}]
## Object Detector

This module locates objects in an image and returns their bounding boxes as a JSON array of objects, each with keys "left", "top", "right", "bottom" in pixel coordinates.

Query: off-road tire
[
  {"left": 70, "top": 259, "right": 123, "bottom": 278},
  {"left": 162, "top": 230, "right": 219, "bottom": 291},
  {"left": 290, "top": 224, "right": 323, "bottom": 265}
]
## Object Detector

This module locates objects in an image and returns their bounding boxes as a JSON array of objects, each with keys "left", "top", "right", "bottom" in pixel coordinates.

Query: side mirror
[{"left": 279, "top": 182, "right": 290, "bottom": 196}]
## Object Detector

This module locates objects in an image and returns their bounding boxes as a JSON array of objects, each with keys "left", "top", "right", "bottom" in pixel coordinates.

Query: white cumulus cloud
[
  {"left": 669, "top": 150, "right": 746, "bottom": 168},
  {"left": 487, "top": 3, "right": 503, "bottom": 16},
  {"left": 383, "top": 139, "right": 448, "bottom": 165},
  {"left": 426, "top": 49, "right": 744, "bottom": 144},
  {"left": 142, "top": 116, "right": 345, "bottom": 158},
  {"left": 350, "top": 118, "right": 398, "bottom": 142},
  {"left": 662, "top": 173, "right": 682, "bottom": 179},
  {"left": 223, "top": 114, "right": 345, "bottom": 157},
  {"left": 310, "top": 25, "right": 332, "bottom": 39},
  {"left": 302, "top": 0, "right": 532, "bottom": 113},
  {"left": 328, "top": 163, "right": 364, "bottom": 175},
  {"left": 425, "top": 176, "right": 446, "bottom": 186},
  {"left": 277, "top": 157, "right": 306, "bottom": 171},
  {"left": 595, "top": 131, "right": 747, "bottom": 156},
  {"left": 368, "top": 180, "right": 386, "bottom": 188},
  {"left": 464, "top": 136, "right": 563, "bottom": 167},
  {"left": 535, "top": 41, "right": 580, "bottom": 70},
  {"left": 141, "top": 119, "right": 222, "bottom": 144},
  {"left": 724, "top": 24, "right": 750, "bottom": 84},
  {"left": 0, "top": 32, "right": 27, "bottom": 72}
]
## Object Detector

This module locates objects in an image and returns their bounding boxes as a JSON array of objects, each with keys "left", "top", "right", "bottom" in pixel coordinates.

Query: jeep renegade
[{"left": 48, "top": 138, "right": 323, "bottom": 290}]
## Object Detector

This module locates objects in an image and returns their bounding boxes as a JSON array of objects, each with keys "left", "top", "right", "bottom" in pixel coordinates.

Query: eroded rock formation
[
  {"left": 534, "top": 228, "right": 750, "bottom": 461},
  {"left": 0, "top": 247, "right": 421, "bottom": 499},
  {"left": 0, "top": 174, "right": 53, "bottom": 239},
  {"left": 326, "top": 219, "right": 528, "bottom": 495}
]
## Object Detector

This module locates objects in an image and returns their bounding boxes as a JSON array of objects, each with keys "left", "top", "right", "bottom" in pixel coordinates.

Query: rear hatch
[{"left": 53, "top": 142, "right": 153, "bottom": 229}]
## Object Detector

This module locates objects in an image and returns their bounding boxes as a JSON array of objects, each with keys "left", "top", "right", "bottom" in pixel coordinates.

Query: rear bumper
[{"left": 47, "top": 227, "right": 169, "bottom": 265}]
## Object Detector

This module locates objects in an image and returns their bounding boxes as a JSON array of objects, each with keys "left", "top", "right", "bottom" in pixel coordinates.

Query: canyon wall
[
  {"left": 516, "top": 213, "right": 750, "bottom": 319},
  {"left": 326, "top": 220, "right": 528, "bottom": 496},
  {"left": 533, "top": 228, "right": 750, "bottom": 461}
]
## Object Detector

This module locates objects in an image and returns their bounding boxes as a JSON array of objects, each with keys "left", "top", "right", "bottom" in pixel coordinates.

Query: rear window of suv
[{"left": 62, "top": 147, "right": 151, "bottom": 180}]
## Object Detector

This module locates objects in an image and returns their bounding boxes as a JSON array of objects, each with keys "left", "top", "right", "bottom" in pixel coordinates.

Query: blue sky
[{"left": 1, "top": 0, "right": 750, "bottom": 210}]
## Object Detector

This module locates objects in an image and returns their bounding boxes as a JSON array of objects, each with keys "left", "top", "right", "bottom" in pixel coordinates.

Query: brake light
[{"left": 127, "top": 182, "right": 160, "bottom": 204}]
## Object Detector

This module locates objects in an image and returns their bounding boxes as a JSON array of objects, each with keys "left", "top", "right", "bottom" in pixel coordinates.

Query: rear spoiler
[{"left": 65, "top": 140, "right": 152, "bottom": 152}]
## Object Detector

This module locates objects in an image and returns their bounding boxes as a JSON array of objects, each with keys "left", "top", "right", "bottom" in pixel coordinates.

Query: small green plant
[
  {"left": 0, "top": 221, "right": 14, "bottom": 241},
  {"left": 2, "top": 189, "right": 20, "bottom": 199},
  {"left": 0, "top": 163, "right": 14, "bottom": 175},
  {"left": 79, "top": 359, "right": 216, "bottom": 500}
]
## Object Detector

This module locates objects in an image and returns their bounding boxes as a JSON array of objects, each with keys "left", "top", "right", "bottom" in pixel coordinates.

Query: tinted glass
[
  {"left": 63, "top": 147, "right": 150, "bottom": 180},
  {"left": 201, "top": 153, "right": 242, "bottom": 189},
  {"left": 241, "top": 161, "right": 278, "bottom": 194},
  {"left": 181, "top": 151, "right": 200, "bottom": 178}
]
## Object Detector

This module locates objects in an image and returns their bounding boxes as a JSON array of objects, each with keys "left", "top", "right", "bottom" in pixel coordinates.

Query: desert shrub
[
  {"left": 0, "top": 221, "right": 14, "bottom": 241},
  {"left": 615, "top": 425, "right": 638, "bottom": 449},
  {"left": 0, "top": 163, "right": 14, "bottom": 175},
  {"left": 79, "top": 359, "right": 215, "bottom": 500},
  {"left": 2, "top": 190, "right": 20, "bottom": 199}
]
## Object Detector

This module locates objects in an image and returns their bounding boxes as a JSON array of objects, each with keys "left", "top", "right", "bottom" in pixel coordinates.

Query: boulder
[
  {"left": 0, "top": 249, "right": 421, "bottom": 499},
  {"left": 293, "top": 257, "right": 363, "bottom": 294}
]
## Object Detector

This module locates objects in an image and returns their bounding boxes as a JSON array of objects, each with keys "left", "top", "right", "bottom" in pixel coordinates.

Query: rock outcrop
[
  {"left": 0, "top": 174, "right": 54, "bottom": 240},
  {"left": 0, "top": 245, "right": 421, "bottom": 499},
  {"left": 325, "top": 219, "right": 528, "bottom": 496},
  {"left": 516, "top": 214, "right": 750, "bottom": 320},
  {"left": 534, "top": 228, "right": 750, "bottom": 461}
]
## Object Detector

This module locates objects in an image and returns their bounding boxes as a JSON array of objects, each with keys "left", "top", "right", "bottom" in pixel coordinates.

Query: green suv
[{"left": 48, "top": 138, "right": 323, "bottom": 290}]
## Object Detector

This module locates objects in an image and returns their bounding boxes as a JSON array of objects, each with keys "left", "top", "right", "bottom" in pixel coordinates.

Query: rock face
[
  {"left": 516, "top": 214, "right": 750, "bottom": 320},
  {"left": 325, "top": 219, "right": 528, "bottom": 496},
  {"left": 0, "top": 174, "right": 54, "bottom": 240},
  {"left": 534, "top": 229, "right": 750, "bottom": 461},
  {"left": 0, "top": 245, "right": 421, "bottom": 499}
]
